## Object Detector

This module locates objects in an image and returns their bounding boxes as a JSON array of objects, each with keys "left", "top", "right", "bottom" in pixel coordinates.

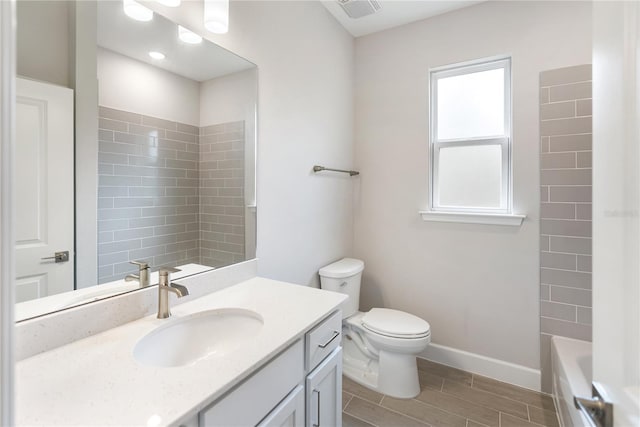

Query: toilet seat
[{"left": 361, "top": 308, "right": 430, "bottom": 339}]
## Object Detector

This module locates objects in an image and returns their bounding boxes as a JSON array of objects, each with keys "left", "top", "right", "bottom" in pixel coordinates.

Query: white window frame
[{"left": 428, "top": 57, "right": 513, "bottom": 216}]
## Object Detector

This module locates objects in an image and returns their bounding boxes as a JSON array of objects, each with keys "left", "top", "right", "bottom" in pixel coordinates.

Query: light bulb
[
  {"left": 123, "top": 0, "right": 153, "bottom": 22},
  {"left": 204, "top": 0, "right": 229, "bottom": 34},
  {"left": 178, "top": 25, "right": 203, "bottom": 44},
  {"left": 148, "top": 51, "right": 165, "bottom": 60}
]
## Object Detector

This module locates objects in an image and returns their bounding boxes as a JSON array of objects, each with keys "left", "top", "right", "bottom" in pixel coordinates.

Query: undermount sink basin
[{"left": 133, "top": 308, "right": 264, "bottom": 367}]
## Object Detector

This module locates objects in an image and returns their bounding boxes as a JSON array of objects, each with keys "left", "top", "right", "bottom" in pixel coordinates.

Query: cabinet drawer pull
[{"left": 318, "top": 331, "right": 339, "bottom": 349}]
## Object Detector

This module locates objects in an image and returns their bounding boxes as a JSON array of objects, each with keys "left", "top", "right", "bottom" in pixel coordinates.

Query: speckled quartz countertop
[{"left": 15, "top": 277, "right": 346, "bottom": 426}]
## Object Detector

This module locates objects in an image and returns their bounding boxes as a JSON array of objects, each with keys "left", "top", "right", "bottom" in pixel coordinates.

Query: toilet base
[{"left": 342, "top": 330, "right": 422, "bottom": 399}]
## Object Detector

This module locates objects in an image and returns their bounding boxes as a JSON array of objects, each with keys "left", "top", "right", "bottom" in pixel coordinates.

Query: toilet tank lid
[{"left": 319, "top": 258, "right": 364, "bottom": 278}]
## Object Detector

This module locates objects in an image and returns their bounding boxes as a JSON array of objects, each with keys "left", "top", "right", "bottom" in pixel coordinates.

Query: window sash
[
  {"left": 431, "top": 137, "right": 510, "bottom": 212},
  {"left": 429, "top": 57, "right": 512, "bottom": 214}
]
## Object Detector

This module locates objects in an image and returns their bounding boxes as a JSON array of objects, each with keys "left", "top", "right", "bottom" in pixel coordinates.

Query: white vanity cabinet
[
  {"left": 199, "top": 340, "right": 305, "bottom": 427},
  {"left": 305, "top": 310, "right": 343, "bottom": 427},
  {"left": 306, "top": 347, "right": 342, "bottom": 427},
  {"left": 257, "top": 385, "right": 305, "bottom": 427},
  {"left": 197, "top": 310, "right": 342, "bottom": 427}
]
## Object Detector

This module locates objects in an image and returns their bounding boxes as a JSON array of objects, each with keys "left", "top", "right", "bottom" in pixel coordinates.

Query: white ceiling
[
  {"left": 97, "top": 1, "right": 255, "bottom": 82},
  {"left": 321, "top": 0, "right": 483, "bottom": 37}
]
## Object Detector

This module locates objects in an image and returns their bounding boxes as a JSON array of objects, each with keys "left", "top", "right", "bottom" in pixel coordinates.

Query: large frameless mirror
[{"left": 15, "top": 0, "right": 257, "bottom": 321}]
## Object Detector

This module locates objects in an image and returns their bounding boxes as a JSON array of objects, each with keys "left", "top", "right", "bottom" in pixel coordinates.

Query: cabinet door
[
  {"left": 306, "top": 347, "right": 342, "bottom": 427},
  {"left": 257, "top": 385, "right": 304, "bottom": 427},
  {"left": 199, "top": 341, "right": 304, "bottom": 427}
]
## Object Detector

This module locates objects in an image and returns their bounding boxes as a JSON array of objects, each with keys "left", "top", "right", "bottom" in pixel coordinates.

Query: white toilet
[{"left": 319, "top": 258, "right": 431, "bottom": 399}]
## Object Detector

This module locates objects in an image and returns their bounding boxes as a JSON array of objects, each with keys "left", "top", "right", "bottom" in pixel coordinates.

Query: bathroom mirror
[{"left": 14, "top": 0, "right": 257, "bottom": 321}]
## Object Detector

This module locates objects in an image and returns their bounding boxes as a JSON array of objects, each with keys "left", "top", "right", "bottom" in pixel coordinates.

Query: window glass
[
  {"left": 437, "top": 144, "right": 503, "bottom": 208},
  {"left": 436, "top": 68, "right": 505, "bottom": 140}
]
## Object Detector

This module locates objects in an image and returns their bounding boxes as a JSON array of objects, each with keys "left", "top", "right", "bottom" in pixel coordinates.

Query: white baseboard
[{"left": 419, "top": 343, "right": 541, "bottom": 392}]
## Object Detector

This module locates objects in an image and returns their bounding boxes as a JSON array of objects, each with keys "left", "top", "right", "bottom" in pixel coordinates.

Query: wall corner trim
[
  {"left": 419, "top": 343, "right": 541, "bottom": 392},
  {"left": 419, "top": 211, "right": 526, "bottom": 226}
]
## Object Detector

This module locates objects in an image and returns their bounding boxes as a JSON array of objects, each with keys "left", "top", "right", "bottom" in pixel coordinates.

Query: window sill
[{"left": 419, "top": 210, "right": 526, "bottom": 226}]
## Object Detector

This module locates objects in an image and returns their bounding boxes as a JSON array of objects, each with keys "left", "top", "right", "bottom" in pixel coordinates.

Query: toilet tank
[{"left": 319, "top": 258, "right": 364, "bottom": 318}]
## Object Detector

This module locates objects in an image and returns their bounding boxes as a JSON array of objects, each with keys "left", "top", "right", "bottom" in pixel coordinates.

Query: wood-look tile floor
[{"left": 342, "top": 359, "right": 559, "bottom": 427}]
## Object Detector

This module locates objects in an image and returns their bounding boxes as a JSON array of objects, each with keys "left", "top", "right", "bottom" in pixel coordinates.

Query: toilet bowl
[{"left": 319, "top": 258, "right": 431, "bottom": 399}]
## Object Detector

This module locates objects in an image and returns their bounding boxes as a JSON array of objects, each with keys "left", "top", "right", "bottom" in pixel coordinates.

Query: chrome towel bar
[{"left": 313, "top": 165, "right": 359, "bottom": 176}]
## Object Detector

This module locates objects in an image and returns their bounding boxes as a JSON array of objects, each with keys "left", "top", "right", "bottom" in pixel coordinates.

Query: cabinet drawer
[
  {"left": 200, "top": 340, "right": 304, "bottom": 426},
  {"left": 305, "top": 310, "right": 341, "bottom": 372}
]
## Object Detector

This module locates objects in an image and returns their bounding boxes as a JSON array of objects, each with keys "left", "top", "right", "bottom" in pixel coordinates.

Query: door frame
[{"left": 0, "top": 0, "right": 15, "bottom": 424}]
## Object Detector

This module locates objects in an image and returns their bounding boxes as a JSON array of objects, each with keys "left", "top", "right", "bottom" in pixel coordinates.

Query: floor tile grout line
[
  {"left": 343, "top": 388, "right": 384, "bottom": 406},
  {"left": 343, "top": 409, "right": 379, "bottom": 427},
  {"left": 392, "top": 393, "right": 488, "bottom": 427},
  {"left": 417, "top": 371, "right": 537, "bottom": 420},
  {"left": 467, "top": 380, "right": 557, "bottom": 413},
  {"left": 376, "top": 397, "right": 436, "bottom": 427},
  {"left": 438, "top": 380, "right": 531, "bottom": 420},
  {"left": 419, "top": 363, "right": 549, "bottom": 404},
  {"left": 344, "top": 393, "right": 354, "bottom": 410},
  {"left": 500, "top": 410, "right": 556, "bottom": 427},
  {"left": 437, "top": 375, "right": 558, "bottom": 414},
  {"left": 418, "top": 365, "right": 473, "bottom": 384}
]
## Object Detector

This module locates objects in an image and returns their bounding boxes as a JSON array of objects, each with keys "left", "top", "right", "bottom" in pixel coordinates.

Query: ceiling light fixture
[
  {"left": 123, "top": 0, "right": 153, "bottom": 22},
  {"left": 148, "top": 51, "right": 166, "bottom": 60},
  {"left": 178, "top": 25, "right": 203, "bottom": 44},
  {"left": 156, "top": 0, "right": 181, "bottom": 6},
  {"left": 204, "top": 0, "right": 229, "bottom": 34}
]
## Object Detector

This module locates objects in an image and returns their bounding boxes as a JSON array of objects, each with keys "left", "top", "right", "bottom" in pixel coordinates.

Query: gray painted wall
[{"left": 353, "top": 1, "right": 592, "bottom": 370}]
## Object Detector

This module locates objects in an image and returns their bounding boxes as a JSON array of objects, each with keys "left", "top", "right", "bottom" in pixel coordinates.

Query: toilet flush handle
[{"left": 340, "top": 281, "right": 347, "bottom": 287}]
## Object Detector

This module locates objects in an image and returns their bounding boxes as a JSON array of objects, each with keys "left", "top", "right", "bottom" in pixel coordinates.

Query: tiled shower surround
[
  {"left": 97, "top": 106, "right": 245, "bottom": 283},
  {"left": 539, "top": 64, "right": 592, "bottom": 391},
  {"left": 199, "top": 123, "right": 246, "bottom": 267}
]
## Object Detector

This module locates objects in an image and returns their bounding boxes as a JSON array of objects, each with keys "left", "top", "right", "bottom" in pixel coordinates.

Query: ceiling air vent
[{"left": 337, "top": 0, "right": 382, "bottom": 19}]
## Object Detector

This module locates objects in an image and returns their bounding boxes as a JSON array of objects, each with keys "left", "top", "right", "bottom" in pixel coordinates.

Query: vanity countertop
[{"left": 15, "top": 277, "right": 346, "bottom": 426}]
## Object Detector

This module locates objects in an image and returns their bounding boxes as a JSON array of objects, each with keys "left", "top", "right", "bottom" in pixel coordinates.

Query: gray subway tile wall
[
  {"left": 97, "top": 107, "right": 201, "bottom": 283},
  {"left": 97, "top": 106, "right": 246, "bottom": 283},
  {"left": 539, "top": 64, "right": 592, "bottom": 392},
  {"left": 199, "top": 122, "right": 246, "bottom": 267}
]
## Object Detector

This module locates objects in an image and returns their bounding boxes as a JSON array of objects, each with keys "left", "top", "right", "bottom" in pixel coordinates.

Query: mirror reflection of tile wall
[
  {"left": 199, "top": 122, "right": 246, "bottom": 267},
  {"left": 97, "top": 107, "right": 245, "bottom": 283}
]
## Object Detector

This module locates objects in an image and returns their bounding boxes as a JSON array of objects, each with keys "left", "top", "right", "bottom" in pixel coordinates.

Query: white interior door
[
  {"left": 15, "top": 78, "right": 74, "bottom": 302},
  {"left": 592, "top": 2, "right": 640, "bottom": 426}
]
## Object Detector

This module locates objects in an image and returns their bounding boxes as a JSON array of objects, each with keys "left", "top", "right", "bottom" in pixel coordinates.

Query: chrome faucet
[
  {"left": 157, "top": 267, "right": 189, "bottom": 319},
  {"left": 125, "top": 260, "right": 150, "bottom": 288}
]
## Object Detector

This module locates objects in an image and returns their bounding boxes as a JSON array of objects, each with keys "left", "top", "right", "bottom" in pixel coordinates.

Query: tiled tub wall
[
  {"left": 199, "top": 122, "right": 246, "bottom": 267},
  {"left": 97, "top": 107, "right": 201, "bottom": 283},
  {"left": 539, "top": 64, "right": 592, "bottom": 391}
]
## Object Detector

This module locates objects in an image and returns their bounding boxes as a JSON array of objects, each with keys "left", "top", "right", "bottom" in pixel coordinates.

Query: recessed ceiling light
[
  {"left": 149, "top": 51, "right": 166, "bottom": 60},
  {"left": 204, "top": 0, "right": 229, "bottom": 34},
  {"left": 178, "top": 25, "right": 203, "bottom": 44},
  {"left": 156, "top": 0, "right": 181, "bottom": 6},
  {"left": 123, "top": 0, "right": 153, "bottom": 22}
]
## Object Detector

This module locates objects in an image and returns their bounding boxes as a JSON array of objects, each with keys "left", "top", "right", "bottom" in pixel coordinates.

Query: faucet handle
[
  {"left": 130, "top": 260, "right": 150, "bottom": 269},
  {"left": 158, "top": 266, "right": 181, "bottom": 276}
]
